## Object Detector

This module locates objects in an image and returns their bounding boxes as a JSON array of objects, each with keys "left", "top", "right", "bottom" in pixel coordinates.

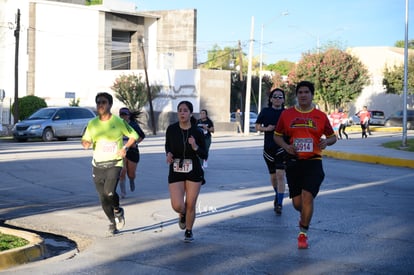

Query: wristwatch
[{"left": 122, "top": 145, "right": 129, "bottom": 151}]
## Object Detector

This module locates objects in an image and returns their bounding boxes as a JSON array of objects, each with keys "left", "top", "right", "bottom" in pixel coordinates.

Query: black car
[{"left": 384, "top": 109, "right": 414, "bottom": 129}]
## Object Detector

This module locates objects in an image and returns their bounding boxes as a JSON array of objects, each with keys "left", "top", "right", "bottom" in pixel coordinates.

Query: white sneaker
[{"left": 203, "top": 160, "right": 208, "bottom": 168}]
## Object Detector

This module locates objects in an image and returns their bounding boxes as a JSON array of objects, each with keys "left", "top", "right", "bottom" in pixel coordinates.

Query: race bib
[
  {"left": 294, "top": 138, "right": 313, "bottom": 152},
  {"left": 94, "top": 141, "right": 118, "bottom": 161},
  {"left": 99, "top": 141, "right": 117, "bottom": 154},
  {"left": 173, "top": 159, "right": 193, "bottom": 173},
  {"left": 198, "top": 124, "right": 208, "bottom": 134}
]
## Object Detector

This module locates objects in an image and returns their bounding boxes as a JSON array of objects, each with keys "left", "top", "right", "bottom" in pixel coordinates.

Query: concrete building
[
  {"left": 347, "top": 46, "right": 413, "bottom": 117},
  {"left": 0, "top": 0, "right": 232, "bottom": 134}
]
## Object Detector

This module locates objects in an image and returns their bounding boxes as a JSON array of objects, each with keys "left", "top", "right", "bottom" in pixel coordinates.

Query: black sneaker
[
  {"left": 273, "top": 197, "right": 278, "bottom": 212},
  {"left": 184, "top": 229, "right": 194, "bottom": 242},
  {"left": 107, "top": 223, "right": 119, "bottom": 236},
  {"left": 114, "top": 207, "right": 125, "bottom": 230},
  {"left": 178, "top": 214, "right": 186, "bottom": 230},
  {"left": 275, "top": 204, "right": 282, "bottom": 215}
]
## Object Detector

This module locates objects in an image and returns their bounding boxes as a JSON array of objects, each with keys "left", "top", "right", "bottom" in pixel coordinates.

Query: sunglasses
[
  {"left": 96, "top": 100, "right": 108, "bottom": 105},
  {"left": 272, "top": 96, "right": 284, "bottom": 99}
]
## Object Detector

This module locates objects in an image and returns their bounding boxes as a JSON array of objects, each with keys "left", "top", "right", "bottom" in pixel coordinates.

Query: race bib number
[
  {"left": 294, "top": 138, "right": 313, "bottom": 152},
  {"left": 99, "top": 142, "right": 117, "bottom": 153},
  {"left": 173, "top": 159, "right": 193, "bottom": 173},
  {"left": 198, "top": 124, "right": 208, "bottom": 134}
]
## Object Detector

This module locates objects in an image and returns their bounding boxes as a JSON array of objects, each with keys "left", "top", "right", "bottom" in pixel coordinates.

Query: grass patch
[
  {"left": 0, "top": 232, "right": 29, "bottom": 251},
  {"left": 383, "top": 138, "right": 414, "bottom": 152}
]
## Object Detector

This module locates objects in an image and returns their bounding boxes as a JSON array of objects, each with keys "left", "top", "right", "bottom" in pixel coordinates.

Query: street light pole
[
  {"left": 258, "top": 11, "right": 288, "bottom": 113},
  {"left": 401, "top": 0, "right": 409, "bottom": 148},
  {"left": 258, "top": 23, "right": 264, "bottom": 113},
  {"left": 244, "top": 16, "right": 254, "bottom": 135}
]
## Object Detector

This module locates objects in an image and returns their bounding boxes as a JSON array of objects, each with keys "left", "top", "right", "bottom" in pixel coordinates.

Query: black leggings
[
  {"left": 360, "top": 122, "right": 369, "bottom": 138},
  {"left": 92, "top": 166, "right": 122, "bottom": 224},
  {"left": 338, "top": 123, "right": 348, "bottom": 139}
]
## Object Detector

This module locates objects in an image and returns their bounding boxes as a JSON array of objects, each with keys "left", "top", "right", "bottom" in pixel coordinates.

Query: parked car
[
  {"left": 368, "top": 110, "right": 386, "bottom": 125},
  {"left": 230, "top": 111, "right": 258, "bottom": 132},
  {"left": 384, "top": 109, "right": 414, "bottom": 129},
  {"left": 349, "top": 110, "right": 385, "bottom": 126},
  {"left": 12, "top": 107, "right": 96, "bottom": 142}
]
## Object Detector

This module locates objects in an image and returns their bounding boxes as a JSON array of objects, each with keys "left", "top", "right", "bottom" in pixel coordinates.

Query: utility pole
[
  {"left": 139, "top": 37, "right": 156, "bottom": 135},
  {"left": 244, "top": 16, "right": 254, "bottom": 135},
  {"left": 401, "top": 0, "right": 409, "bottom": 148},
  {"left": 237, "top": 40, "right": 244, "bottom": 118},
  {"left": 13, "top": 9, "right": 20, "bottom": 123},
  {"left": 237, "top": 40, "right": 244, "bottom": 81}
]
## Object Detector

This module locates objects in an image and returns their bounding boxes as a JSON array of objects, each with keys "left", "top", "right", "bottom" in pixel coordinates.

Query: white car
[{"left": 230, "top": 111, "right": 258, "bottom": 132}]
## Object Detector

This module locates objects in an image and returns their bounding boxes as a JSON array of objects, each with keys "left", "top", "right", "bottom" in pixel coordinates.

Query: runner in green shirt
[{"left": 82, "top": 92, "right": 138, "bottom": 236}]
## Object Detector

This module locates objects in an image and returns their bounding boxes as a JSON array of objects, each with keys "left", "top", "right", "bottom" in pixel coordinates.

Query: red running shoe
[{"left": 298, "top": 232, "right": 309, "bottom": 249}]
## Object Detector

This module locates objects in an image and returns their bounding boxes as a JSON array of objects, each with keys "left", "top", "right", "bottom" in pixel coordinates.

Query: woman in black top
[
  {"left": 197, "top": 109, "right": 214, "bottom": 168},
  {"left": 255, "top": 88, "right": 287, "bottom": 215},
  {"left": 118, "top": 107, "right": 146, "bottom": 198},
  {"left": 165, "top": 101, "right": 207, "bottom": 242}
]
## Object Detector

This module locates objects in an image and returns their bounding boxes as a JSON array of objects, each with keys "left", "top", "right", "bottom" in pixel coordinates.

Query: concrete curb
[
  {"left": 0, "top": 227, "right": 46, "bottom": 271},
  {"left": 345, "top": 126, "right": 402, "bottom": 132},
  {"left": 324, "top": 150, "right": 414, "bottom": 169}
]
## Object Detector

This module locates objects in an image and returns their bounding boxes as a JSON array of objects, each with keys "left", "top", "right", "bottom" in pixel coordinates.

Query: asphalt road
[{"left": 1, "top": 134, "right": 414, "bottom": 274}]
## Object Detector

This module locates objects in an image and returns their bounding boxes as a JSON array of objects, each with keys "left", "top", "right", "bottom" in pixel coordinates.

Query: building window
[{"left": 112, "top": 30, "right": 131, "bottom": 70}]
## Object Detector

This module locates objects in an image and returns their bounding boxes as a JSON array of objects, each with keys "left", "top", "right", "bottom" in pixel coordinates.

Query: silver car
[
  {"left": 230, "top": 111, "right": 258, "bottom": 132},
  {"left": 12, "top": 107, "right": 95, "bottom": 142}
]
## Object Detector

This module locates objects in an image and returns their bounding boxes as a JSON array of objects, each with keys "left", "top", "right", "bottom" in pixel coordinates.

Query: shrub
[{"left": 13, "top": 95, "right": 47, "bottom": 121}]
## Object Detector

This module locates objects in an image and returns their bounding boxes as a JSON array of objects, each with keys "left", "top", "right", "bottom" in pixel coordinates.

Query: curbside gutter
[
  {"left": 0, "top": 227, "right": 46, "bottom": 270},
  {"left": 323, "top": 150, "right": 414, "bottom": 169},
  {"left": 324, "top": 126, "right": 414, "bottom": 168}
]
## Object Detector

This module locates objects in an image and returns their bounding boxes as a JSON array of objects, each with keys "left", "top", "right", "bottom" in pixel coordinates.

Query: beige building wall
[
  {"left": 146, "top": 9, "right": 197, "bottom": 69},
  {"left": 347, "top": 46, "right": 413, "bottom": 116}
]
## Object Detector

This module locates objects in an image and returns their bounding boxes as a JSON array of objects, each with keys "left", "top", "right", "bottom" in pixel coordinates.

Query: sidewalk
[
  {"left": 1, "top": 128, "right": 413, "bottom": 274},
  {"left": 323, "top": 129, "right": 414, "bottom": 168}
]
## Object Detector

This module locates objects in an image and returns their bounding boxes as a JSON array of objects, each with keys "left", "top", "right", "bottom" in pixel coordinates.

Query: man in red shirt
[
  {"left": 356, "top": 106, "right": 371, "bottom": 138},
  {"left": 274, "top": 81, "right": 337, "bottom": 249}
]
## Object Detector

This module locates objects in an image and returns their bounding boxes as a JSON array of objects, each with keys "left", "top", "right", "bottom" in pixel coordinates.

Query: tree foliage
[
  {"left": 69, "top": 98, "right": 80, "bottom": 106},
  {"left": 383, "top": 54, "right": 414, "bottom": 95},
  {"left": 111, "top": 73, "right": 160, "bottom": 112},
  {"left": 394, "top": 40, "right": 414, "bottom": 49},
  {"left": 13, "top": 95, "right": 47, "bottom": 121},
  {"left": 200, "top": 45, "right": 239, "bottom": 70},
  {"left": 265, "top": 60, "right": 295, "bottom": 76},
  {"left": 289, "top": 47, "right": 369, "bottom": 111},
  {"left": 200, "top": 44, "right": 260, "bottom": 74}
]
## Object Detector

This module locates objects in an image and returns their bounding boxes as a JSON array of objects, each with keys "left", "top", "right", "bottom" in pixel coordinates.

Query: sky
[{"left": 133, "top": 0, "right": 413, "bottom": 64}]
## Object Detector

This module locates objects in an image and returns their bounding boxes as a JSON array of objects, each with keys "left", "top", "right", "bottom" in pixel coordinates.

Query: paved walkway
[
  {"left": 323, "top": 129, "right": 414, "bottom": 168},
  {"left": 1, "top": 128, "right": 413, "bottom": 274}
]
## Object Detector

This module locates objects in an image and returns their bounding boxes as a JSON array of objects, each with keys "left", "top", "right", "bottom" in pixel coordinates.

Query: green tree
[
  {"left": 265, "top": 60, "right": 295, "bottom": 76},
  {"left": 111, "top": 73, "right": 160, "bottom": 112},
  {"left": 69, "top": 98, "right": 80, "bottom": 106},
  {"left": 200, "top": 43, "right": 260, "bottom": 74},
  {"left": 394, "top": 40, "right": 414, "bottom": 49},
  {"left": 13, "top": 95, "right": 47, "bottom": 121},
  {"left": 290, "top": 47, "right": 369, "bottom": 111},
  {"left": 200, "top": 45, "right": 239, "bottom": 70},
  {"left": 383, "top": 54, "right": 414, "bottom": 95}
]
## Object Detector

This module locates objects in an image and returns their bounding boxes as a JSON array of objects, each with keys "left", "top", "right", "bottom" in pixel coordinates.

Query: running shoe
[
  {"left": 107, "top": 223, "right": 119, "bottom": 236},
  {"left": 114, "top": 207, "right": 125, "bottom": 230},
  {"left": 275, "top": 204, "right": 282, "bottom": 215},
  {"left": 298, "top": 232, "right": 309, "bottom": 249},
  {"left": 273, "top": 197, "right": 278, "bottom": 212},
  {"left": 184, "top": 229, "right": 194, "bottom": 242},
  {"left": 178, "top": 213, "right": 186, "bottom": 230}
]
